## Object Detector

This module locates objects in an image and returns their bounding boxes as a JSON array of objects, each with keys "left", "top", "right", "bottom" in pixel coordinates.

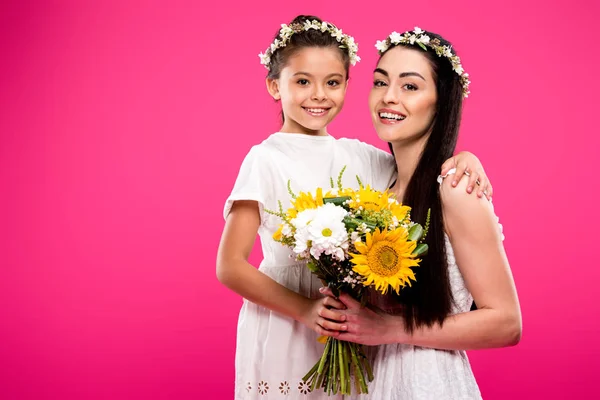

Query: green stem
[
  {"left": 327, "top": 340, "right": 335, "bottom": 395},
  {"left": 332, "top": 336, "right": 338, "bottom": 394},
  {"left": 361, "top": 346, "right": 374, "bottom": 382},
  {"left": 317, "top": 338, "right": 331, "bottom": 375},
  {"left": 337, "top": 340, "right": 346, "bottom": 394},
  {"left": 302, "top": 360, "right": 319, "bottom": 382},
  {"left": 350, "top": 343, "right": 368, "bottom": 394}
]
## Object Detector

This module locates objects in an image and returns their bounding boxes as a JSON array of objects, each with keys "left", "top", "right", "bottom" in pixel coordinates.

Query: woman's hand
[{"left": 317, "top": 287, "right": 404, "bottom": 346}]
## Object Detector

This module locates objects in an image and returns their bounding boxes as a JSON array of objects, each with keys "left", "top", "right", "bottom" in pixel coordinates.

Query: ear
[{"left": 266, "top": 78, "right": 281, "bottom": 101}]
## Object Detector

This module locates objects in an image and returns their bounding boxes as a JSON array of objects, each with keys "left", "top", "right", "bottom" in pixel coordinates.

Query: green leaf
[
  {"left": 417, "top": 41, "right": 428, "bottom": 51},
  {"left": 408, "top": 224, "right": 424, "bottom": 241},
  {"left": 307, "top": 261, "right": 319, "bottom": 273},
  {"left": 323, "top": 196, "right": 351, "bottom": 207},
  {"left": 413, "top": 243, "right": 429, "bottom": 256}
]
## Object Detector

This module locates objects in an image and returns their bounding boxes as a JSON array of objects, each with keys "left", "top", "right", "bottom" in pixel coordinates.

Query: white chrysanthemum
[
  {"left": 389, "top": 31, "right": 402, "bottom": 44},
  {"left": 307, "top": 207, "right": 349, "bottom": 261},
  {"left": 282, "top": 224, "right": 292, "bottom": 237},
  {"left": 291, "top": 208, "right": 318, "bottom": 255}
]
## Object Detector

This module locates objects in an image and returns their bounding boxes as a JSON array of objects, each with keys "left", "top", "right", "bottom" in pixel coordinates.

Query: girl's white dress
[{"left": 224, "top": 132, "right": 395, "bottom": 399}]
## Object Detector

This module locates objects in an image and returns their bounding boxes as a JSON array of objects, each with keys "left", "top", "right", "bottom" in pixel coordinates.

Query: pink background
[{"left": 1, "top": 0, "right": 598, "bottom": 399}]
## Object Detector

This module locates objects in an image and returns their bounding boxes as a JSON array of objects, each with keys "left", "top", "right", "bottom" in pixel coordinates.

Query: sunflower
[
  {"left": 350, "top": 227, "right": 420, "bottom": 295},
  {"left": 348, "top": 185, "right": 389, "bottom": 212},
  {"left": 388, "top": 200, "right": 411, "bottom": 222},
  {"left": 287, "top": 188, "right": 324, "bottom": 218}
]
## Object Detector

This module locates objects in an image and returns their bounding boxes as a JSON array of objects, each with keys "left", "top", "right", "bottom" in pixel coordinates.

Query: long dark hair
[
  {"left": 266, "top": 15, "right": 351, "bottom": 123},
  {"left": 385, "top": 31, "right": 465, "bottom": 332}
]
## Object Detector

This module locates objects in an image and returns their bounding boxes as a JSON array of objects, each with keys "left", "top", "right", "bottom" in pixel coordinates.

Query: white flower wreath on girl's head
[
  {"left": 259, "top": 19, "right": 360, "bottom": 70},
  {"left": 375, "top": 27, "right": 471, "bottom": 98}
]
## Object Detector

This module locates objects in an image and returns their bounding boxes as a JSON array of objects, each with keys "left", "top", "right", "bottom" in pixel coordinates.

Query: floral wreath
[
  {"left": 259, "top": 20, "right": 360, "bottom": 70},
  {"left": 375, "top": 27, "right": 471, "bottom": 98}
]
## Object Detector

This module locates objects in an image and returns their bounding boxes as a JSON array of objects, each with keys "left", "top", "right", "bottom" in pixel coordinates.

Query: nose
[
  {"left": 311, "top": 84, "right": 327, "bottom": 101},
  {"left": 383, "top": 84, "right": 400, "bottom": 104}
]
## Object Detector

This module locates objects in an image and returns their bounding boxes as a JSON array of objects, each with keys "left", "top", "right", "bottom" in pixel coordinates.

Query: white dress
[
  {"left": 223, "top": 132, "right": 396, "bottom": 400},
  {"left": 365, "top": 169, "right": 504, "bottom": 400},
  {"left": 365, "top": 235, "right": 482, "bottom": 400}
]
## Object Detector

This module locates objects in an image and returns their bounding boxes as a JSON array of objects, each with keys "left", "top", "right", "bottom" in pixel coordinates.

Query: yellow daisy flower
[
  {"left": 350, "top": 227, "right": 420, "bottom": 295},
  {"left": 273, "top": 225, "right": 283, "bottom": 241}
]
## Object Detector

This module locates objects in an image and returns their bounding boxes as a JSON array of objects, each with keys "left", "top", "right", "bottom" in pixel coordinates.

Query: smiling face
[
  {"left": 267, "top": 46, "right": 348, "bottom": 136},
  {"left": 369, "top": 46, "right": 438, "bottom": 145}
]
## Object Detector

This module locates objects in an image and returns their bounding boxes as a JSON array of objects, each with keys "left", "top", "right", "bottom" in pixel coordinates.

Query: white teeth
[
  {"left": 306, "top": 108, "right": 326, "bottom": 113},
  {"left": 379, "top": 112, "right": 405, "bottom": 120}
]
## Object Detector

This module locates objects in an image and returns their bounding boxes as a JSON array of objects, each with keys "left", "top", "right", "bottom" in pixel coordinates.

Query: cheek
[{"left": 368, "top": 90, "right": 378, "bottom": 110}]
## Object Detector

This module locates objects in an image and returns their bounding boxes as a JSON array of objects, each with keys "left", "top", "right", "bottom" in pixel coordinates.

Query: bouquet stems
[{"left": 303, "top": 337, "right": 372, "bottom": 395}]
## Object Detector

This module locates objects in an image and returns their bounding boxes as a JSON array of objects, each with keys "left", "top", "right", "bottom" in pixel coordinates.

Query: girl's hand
[{"left": 441, "top": 152, "right": 493, "bottom": 200}]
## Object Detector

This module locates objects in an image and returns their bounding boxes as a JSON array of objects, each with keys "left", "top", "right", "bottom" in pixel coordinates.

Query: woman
[{"left": 319, "top": 28, "right": 522, "bottom": 399}]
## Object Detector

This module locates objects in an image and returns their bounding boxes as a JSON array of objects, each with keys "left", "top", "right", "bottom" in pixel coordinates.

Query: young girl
[
  {"left": 319, "top": 28, "right": 522, "bottom": 399},
  {"left": 217, "top": 16, "right": 491, "bottom": 399}
]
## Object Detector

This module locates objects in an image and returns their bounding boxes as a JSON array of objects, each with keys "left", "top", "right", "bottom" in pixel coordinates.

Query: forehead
[
  {"left": 377, "top": 46, "right": 434, "bottom": 80},
  {"left": 283, "top": 47, "right": 346, "bottom": 75}
]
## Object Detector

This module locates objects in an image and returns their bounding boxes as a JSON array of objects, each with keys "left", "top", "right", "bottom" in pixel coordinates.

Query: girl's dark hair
[
  {"left": 266, "top": 15, "right": 351, "bottom": 81},
  {"left": 385, "top": 31, "right": 465, "bottom": 333}
]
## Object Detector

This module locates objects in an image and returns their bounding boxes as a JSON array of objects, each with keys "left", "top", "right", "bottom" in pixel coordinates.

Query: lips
[
  {"left": 303, "top": 107, "right": 331, "bottom": 117},
  {"left": 377, "top": 108, "right": 406, "bottom": 125}
]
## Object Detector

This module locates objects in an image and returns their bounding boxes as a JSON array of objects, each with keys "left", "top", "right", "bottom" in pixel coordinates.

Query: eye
[
  {"left": 373, "top": 80, "right": 387, "bottom": 87},
  {"left": 403, "top": 83, "right": 418, "bottom": 91},
  {"left": 297, "top": 79, "right": 309, "bottom": 86},
  {"left": 327, "top": 80, "right": 340, "bottom": 87}
]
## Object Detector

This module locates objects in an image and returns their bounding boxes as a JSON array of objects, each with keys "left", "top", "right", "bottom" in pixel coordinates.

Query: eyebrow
[
  {"left": 374, "top": 68, "right": 426, "bottom": 81},
  {"left": 293, "top": 72, "right": 345, "bottom": 79}
]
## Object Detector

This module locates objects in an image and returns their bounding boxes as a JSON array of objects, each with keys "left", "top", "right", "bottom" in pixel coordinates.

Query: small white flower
[
  {"left": 280, "top": 24, "right": 293, "bottom": 37},
  {"left": 418, "top": 34, "right": 430, "bottom": 45},
  {"left": 409, "top": 34, "right": 417, "bottom": 44},
  {"left": 270, "top": 39, "right": 280, "bottom": 53},
  {"left": 414, "top": 27, "right": 423, "bottom": 34},
  {"left": 389, "top": 31, "right": 402, "bottom": 44},
  {"left": 375, "top": 40, "right": 389, "bottom": 53},
  {"left": 350, "top": 231, "right": 361, "bottom": 244},
  {"left": 320, "top": 21, "right": 328, "bottom": 32},
  {"left": 258, "top": 52, "right": 270, "bottom": 66},
  {"left": 332, "top": 28, "right": 344, "bottom": 41}
]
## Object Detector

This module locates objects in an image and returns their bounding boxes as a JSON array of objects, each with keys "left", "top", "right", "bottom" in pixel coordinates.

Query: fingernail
[
  {"left": 468, "top": 187, "right": 473, "bottom": 193},
  {"left": 452, "top": 180, "right": 457, "bottom": 186},
  {"left": 319, "top": 287, "right": 325, "bottom": 293},
  {"left": 341, "top": 325, "right": 347, "bottom": 331}
]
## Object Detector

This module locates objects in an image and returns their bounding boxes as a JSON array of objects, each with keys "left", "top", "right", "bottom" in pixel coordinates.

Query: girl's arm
[{"left": 217, "top": 200, "right": 347, "bottom": 336}]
